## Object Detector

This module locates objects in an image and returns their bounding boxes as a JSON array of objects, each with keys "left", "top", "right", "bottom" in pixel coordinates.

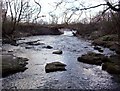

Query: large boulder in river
[
  {"left": 1, "top": 54, "right": 29, "bottom": 77},
  {"left": 45, "top": 62, "right": 66, "bottom": 73},
  {"left": 53, "top": 50, "right": 63, "bottom": 54},
  {"left": 77, "top": 52, "right": 109, "bottom": 65}
]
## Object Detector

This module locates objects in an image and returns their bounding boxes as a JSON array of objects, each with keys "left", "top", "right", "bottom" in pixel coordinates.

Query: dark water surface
[{"left": 1, "top": 31, "right": 120, "bottom": 90}]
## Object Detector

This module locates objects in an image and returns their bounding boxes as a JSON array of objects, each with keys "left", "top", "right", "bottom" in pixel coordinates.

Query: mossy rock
[
  {"left": 92, "top": 39, "right": 106, "bottom": 46},
  {"left": 100, "top": 34, "right": 118, "bottom": 41},
  {"left": 45, "top": 62, "right": 66, "bottom": 73},
  {"left": 77, "top": 52, "right": 109, "bottom": 65},
  {"left": 93, "top": 34, "right": 118, "bottom": 46},
  {"left": 102, "top": 36, "right": 112, "bottom": 41},
  {"left": 93, "top": 35, "right": 120, "bottom": 54},
  {"left": 102, "top": 62, "right": 120, "bottom": 74}
]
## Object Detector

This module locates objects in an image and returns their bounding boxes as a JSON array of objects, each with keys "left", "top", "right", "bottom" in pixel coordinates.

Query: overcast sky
[
  {"left": 35, "top": 0, "right": 107, "bottom": 23},
  {"left": 7, "top": 0, "right": 118, "bottom": 24}
]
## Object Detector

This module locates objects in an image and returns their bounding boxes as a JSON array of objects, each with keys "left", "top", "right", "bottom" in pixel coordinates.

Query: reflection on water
[{"left": 1, "top": 31, "right": 120, "bottom": 90}]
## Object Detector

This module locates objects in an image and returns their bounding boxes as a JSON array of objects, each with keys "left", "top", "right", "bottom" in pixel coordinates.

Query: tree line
[
  {"left": 2, "top": 0, "right": 42, "bottom": 38},
  {"left": 1, "top": 0, "right": 120, "bottom": 41}
]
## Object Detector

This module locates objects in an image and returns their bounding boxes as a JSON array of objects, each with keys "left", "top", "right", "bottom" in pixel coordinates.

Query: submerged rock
[
  {"left": 77, "top": 52, "right": 109, "bottom": 65},
  {"left": 53, "top": 50, "right": 62, "bottom": 54},
  {"left": 25, "top": 46, "right": 34, "bottom": 49},
  {"left": 46, "top": 45, "right": 53, "bottom": 49},
  {"left": 1, "top": 54, "right": 29, "bottom": 77},
  {"left": 45, "top": 62, "right": 66, "bottom": 73}
]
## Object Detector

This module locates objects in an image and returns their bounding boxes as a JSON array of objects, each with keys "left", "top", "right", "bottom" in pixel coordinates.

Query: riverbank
[
  {"left": 75, "top": 30, "right": 120, "bottom": 75},
  {"left": 76, "top": 30, "right": 120, "bottom": 54},
  {"left": 1, "top": 24, "right": 63, "bottom": 77},
  {"left": 1, "top": 53, "right": 29, "bottom": 77},
  {"left": 2, "top": 24, "right": 63, "bottom": 46},
  {"left": 78, "top": 52, "right": 120, "bottom": 74}
]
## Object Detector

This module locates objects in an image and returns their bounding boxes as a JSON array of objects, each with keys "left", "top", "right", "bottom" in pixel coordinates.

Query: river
[{"left": 1, "top": 31, "right": 120, "bottom": 90}]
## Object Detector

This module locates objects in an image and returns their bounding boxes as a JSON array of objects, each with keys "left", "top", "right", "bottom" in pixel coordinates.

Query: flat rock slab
[
  {"left": 77, "top": 52, "right": 109, "bottom": 65},
  {"left": 52, "top": 50, "right": 62, "bottom": 54},
  {"left": 45, "top": 62, "right": 66, "bottom": 73}
]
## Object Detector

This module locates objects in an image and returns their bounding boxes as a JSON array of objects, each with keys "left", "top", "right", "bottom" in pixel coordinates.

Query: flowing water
[{"left": 1, "top": 31, "right": 120, "bottom": 90}]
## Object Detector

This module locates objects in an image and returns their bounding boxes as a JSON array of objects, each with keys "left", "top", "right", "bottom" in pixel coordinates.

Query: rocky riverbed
[
  {"left": 1, "top": 31, "right": 120, "bottom": 90},
  {"left": 92, "top": 34, "right": 120, "bottom": 54}
]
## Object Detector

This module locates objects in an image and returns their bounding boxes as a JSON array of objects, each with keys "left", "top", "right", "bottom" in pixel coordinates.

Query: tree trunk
[{"left": 118, "top": 12, "right": 120, "bottom": 44}]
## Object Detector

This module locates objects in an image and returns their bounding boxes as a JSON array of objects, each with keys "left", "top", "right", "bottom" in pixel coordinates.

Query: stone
[
  {"left": 94, "top": 46, "right": 103, "bottom": 52},
  {"left": 53, "top": 50, "right": 62, "bottom": 54},
  {"left": 92, "top": 39, "right": 106, "bottom": 46},
  {"left": 43, "top": 45, "right": 53, "bottom": 49},
  {"left": 25, "top": 46, "right": 33, "bottom": 49},
  {"left": 26, "top": 40, "right": 41, "bottom": 46},
  {"left": 46, "top": 45, "right": 53, "bottom": 49},
  {"left": 45, "top": 62, "right": 66, "bottom": 73},
  {"left": 77, "top": 52, "right": 109, "bottom": 65},
  {"left": 84, "top": 47, "right": 88, "bottom": 48},
  {"left": 8, "top": 50, "right": 13, "bottom": 52}
]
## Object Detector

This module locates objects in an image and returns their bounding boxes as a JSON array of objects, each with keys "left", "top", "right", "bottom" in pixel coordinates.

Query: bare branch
[
  {"left": 106, "top": 1, "right": 120, "bottom": 12},
  {"left": 8, "top": 0, "right": 14, "bottom": 21},
  {"left": 17, "top": 0, "right": 23, "bottom": 23},
  {"left": 72, "top": 4, "right": 107, "bottom": 11},
  {"left": 33, "top": 0, "right": 41, "bottom": 22}
]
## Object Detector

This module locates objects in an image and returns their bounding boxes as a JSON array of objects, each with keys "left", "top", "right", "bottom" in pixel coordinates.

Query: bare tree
[
  {"left": 32, "top": 0, "right": 42, "bottom": 23},
  {"left": 104, "top": 0, "right": 120, "bottom": 41},
  {"left": 0, "top": 1, "right": 3, "bottom": 38},
  {"left": 48, "top": 12, "right": 59, "bottom": 24},
  {"left": 2, "top": 0, "right": 42, "bottom": 38},
  {"left": 51, "top": 0, "right": 120, "bottom": 23}
]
